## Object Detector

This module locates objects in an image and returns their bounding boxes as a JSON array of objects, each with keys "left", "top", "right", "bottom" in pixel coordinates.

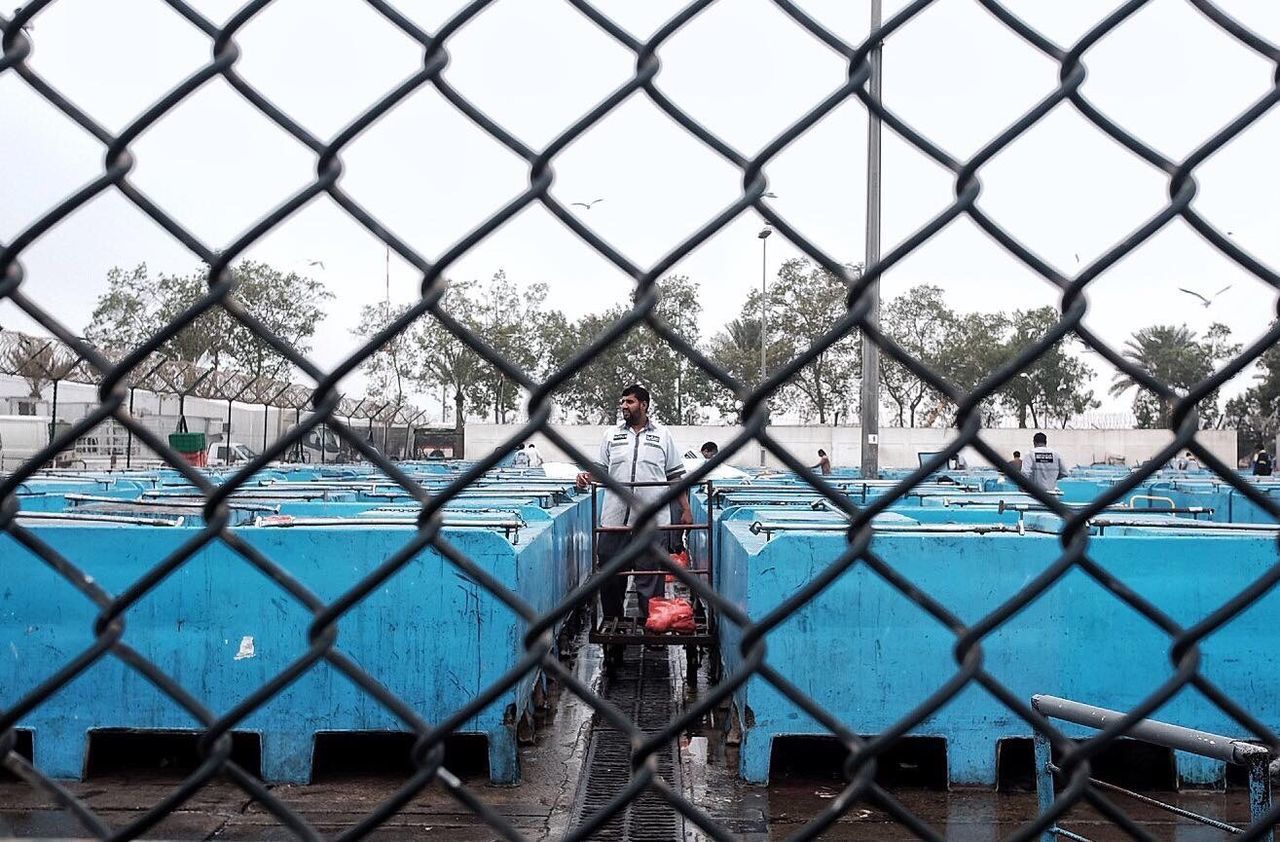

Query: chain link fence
[{"left": 2, "top": 0, "right": 1279, "bottom": 839}]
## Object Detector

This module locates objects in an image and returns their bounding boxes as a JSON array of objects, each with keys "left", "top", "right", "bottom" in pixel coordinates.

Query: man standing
[
  {"left": 812, "top": 449, "right": 832, "bottom": 475},
  {"left": 524, "top": 442, "right": 543, "bottom": 467},
  {"left": 1253, "top": 446, "right": 1273, "bottom": 477},
  {"left": 1021, "top": 432, "right": 1069, "bottom": 492},
  {"left": 1010, "top": 450, "right": 1023, "bottom": 473},
  {"left": 576, "top": 385, "right": 693, "bottom": 632}
]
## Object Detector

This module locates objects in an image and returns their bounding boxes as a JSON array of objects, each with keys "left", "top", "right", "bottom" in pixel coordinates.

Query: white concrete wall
[{"left": 467, "top": 423, "right": 1237, "bottom": 470}]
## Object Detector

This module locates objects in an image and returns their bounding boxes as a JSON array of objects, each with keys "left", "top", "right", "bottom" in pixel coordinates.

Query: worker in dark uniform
[{"left": 1252, "top": 446, "right": 1273, "bottom": 477}]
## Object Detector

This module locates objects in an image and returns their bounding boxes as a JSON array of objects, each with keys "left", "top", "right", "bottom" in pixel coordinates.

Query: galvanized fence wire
[{"left": 1, "top": 0, "right": 1279, "bottom": 839}]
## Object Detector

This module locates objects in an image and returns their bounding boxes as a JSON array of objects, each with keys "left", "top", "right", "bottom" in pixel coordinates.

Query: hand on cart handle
[{"left": 575, "top": 470, "right": 594, "bottom": 491}]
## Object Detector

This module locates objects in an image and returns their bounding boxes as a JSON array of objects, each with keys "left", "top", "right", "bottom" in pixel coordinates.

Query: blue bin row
[
  {"left": 2, "top": 465, "right": 593, "bottom": 784},
  {"left": 704, "top": 465, "right": 1280, "bottom": 787}
]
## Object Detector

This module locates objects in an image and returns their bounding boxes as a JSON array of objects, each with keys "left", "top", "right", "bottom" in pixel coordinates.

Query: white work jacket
[{"left": 594, "top": 420, "right": 685, "bottom": 528}]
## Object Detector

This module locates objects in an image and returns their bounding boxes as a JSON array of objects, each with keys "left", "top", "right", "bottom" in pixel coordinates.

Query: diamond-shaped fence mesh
[{"left": 2, "top": 1, "right": 1280, "bottom": 840}]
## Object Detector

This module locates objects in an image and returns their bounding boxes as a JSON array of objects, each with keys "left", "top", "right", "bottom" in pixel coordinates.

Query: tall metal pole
[
  {"left": 859, "top": 0, "right": 884, "bottom": 479},
  {"left": 126, "top": 388, "right": 135, "bottom": 469},
  {"left": 758, "top": 225, "right": 772, "bottom": 467}
]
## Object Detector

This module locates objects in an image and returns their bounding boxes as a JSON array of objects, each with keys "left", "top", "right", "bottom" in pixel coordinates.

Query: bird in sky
[
  {"left": 1178, "top": 284, "right": 1232, "bottom": 308},
  {"left": 570, "top": 198, "right": 604, "bottom": 210},
  {"left": 304, "top": 259, "right": 325, "bottom": 270}
]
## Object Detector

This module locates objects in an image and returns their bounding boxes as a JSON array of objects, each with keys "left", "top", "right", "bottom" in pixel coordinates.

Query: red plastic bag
[
  {"left": 665, "top": 549, "right": 689, "bottom": 583},
  {"left": 645, "top": 598, "right": 695, "bottom": 634}
]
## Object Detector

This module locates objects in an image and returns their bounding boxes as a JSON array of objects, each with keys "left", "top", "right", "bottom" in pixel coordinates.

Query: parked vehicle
[
  {"left": 287, "top": 425, "right": 343, "bottom": 463},
  {"left": 0, "top": 414, "right": 51, "bottom": 471},
  {"left": 206, "top": 441, "right": 259, "bottom": 467}
]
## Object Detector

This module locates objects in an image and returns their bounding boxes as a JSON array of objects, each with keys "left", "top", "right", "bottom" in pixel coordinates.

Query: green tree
[
  {"left": 705, "top": 314, "right": 788, "bottom": 421},
  {"left": 553, "top": 309, "right": 630, "bottom": 424},
  {"left": 1223, "top": 340, "right": 1280, "bottom": 459},
  {"left": 352, "top": 301, "right": 422, "bottom": 414},
  {"left": 464, "top": 271, "right": 563, "bottom": 424},
  {"left": 768, "top": 259, "right": 861, "bottom": 424},
  {"left": 709, "top": 259, "right": 864, "bottom": 424},
  {"left": 84, "top": 265, "right": 162, "bottom": 358},
  {"left": 417, "top": 280, "right": 486, "bottom": 433},
  {"left": 1224, "top": 390, "right": 1272, "bottom": 462},
  {"left": 879, "top": 285, "right": 953, "bottom": 427},
  {"left": 85, "top": 260, "right": 331, "bottom": 379},
  {"left": 1109, "top": 323, "right": 1239, "bottom": 429},
  {"left": 996, "top": 307, "right": 1098, "bottom": 428},
  {"left": 644, "top": 275, "right": 717, "bottom": 424},
  {"left": 931, "top": 311, "right": 1011, "bottom": 427},
  {"left": 556, "top": 276, "right": 715, "bottom": 424},
  {"left": 214, "top": 261, "right": 332, "bottom": 380}
]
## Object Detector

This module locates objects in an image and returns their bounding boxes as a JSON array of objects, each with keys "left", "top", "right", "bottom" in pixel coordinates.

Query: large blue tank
[
  {"left": 714, "top": 485, "right": 1280, "bottom": 787},
  {"left": 1, "top": 467, "right": 592, "bottom": 785}
]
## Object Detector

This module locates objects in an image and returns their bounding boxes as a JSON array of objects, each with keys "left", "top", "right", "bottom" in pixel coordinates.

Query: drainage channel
[{"left": 570, "top": 647, "right": 684, "bottom": 841}]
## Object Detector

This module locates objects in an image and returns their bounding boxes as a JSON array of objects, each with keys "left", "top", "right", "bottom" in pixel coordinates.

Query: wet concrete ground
[{"left": 0, "top": 638, "right": 1267, "bottom": 840}]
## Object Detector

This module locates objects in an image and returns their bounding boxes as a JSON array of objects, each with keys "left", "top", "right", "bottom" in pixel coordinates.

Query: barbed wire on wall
[
  {"left": 1, "top": 1, "right": 1279, "bottom": 841},
  {"left": 0, "top": 327, "right": 421, "bottom": 432}
]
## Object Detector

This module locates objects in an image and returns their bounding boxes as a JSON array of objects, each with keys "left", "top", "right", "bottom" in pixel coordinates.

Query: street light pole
[
  {"left": 859, "top": 0, "right": 883, "bottom": 479},
  {"left": 758, "top": 224, "right": 773, "bottom": 467}
]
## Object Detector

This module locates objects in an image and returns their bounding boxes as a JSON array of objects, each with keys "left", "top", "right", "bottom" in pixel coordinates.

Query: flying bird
[
  {"left": 304, "top": 259, "right": 325, "bottom": 270},
  {"left": 570, "top": 198, "right": 604, "bottom": 210},
  {"left": 1178, "top": 284, "right": 1232, "bottom": 308}
]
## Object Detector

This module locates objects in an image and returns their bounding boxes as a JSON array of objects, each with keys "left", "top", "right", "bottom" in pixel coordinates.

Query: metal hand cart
[{"left": 587, "top": 479, "right": 717, "bottom": 679}]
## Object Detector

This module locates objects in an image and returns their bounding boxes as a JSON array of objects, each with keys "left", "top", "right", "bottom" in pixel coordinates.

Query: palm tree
[
  {"left": 723, "top": 317, "right": 761, "bottom": 359},
  {"left": 1109, "top": 324, "right": 1223, "bottom": 428}
]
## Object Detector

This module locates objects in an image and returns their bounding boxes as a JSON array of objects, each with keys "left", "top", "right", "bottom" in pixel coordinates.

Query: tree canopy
[
  {"left": 707, "top": 259, "right": 862, "bottom": 424},
  {"left": 555, "top": 276, "right": 718, "bottom": 425},
  {"left": 1108, "top": 323, "right": 1239, "bottom": 429},
  {"left": 79, "top": 258, "right": 1252, "bottom": 438},
  {"left": 85, "top": 260, "right": 331, "bottom": 380},
  {"left": 1223, "top": 339, "right": 1280, "bottom": 458},
  {"left": 875, "top": 287, "right": 1098, "bottom": 429}
]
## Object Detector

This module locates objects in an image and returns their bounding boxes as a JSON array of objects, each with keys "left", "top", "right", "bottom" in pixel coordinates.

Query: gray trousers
[{"left": 597, "top": 531, "right": 665, "bottom": 620}]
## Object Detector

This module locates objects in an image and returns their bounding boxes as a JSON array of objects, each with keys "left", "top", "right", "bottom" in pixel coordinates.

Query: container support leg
[
  {"left": 1247, "top": 754, "right": 1274, "bottom": 842},
  {"left": 487, "top": 725, "right": 519, "bottom": 784},
  {"left": 1033, "top": 732, "right": 1056, "bottom": 842}
]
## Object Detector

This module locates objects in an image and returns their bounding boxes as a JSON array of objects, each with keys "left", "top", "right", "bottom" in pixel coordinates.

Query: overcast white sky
[{"left": 2, "top": 0, "right": 1279, "bottom": 422}]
